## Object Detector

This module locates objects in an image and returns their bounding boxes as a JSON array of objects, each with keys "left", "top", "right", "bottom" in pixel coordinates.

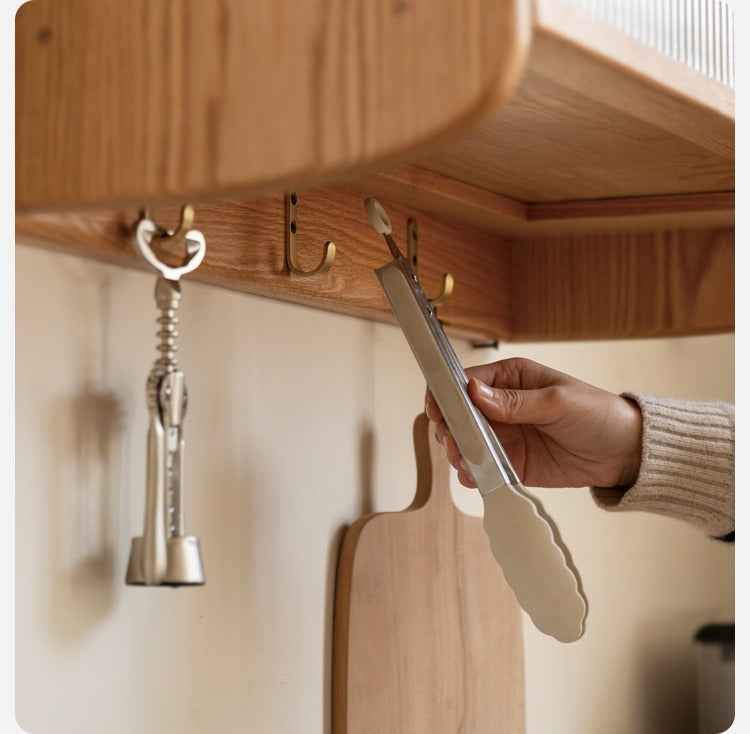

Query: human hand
[{"left": 425, "top": 357, "right": 642, "bottom": 490}]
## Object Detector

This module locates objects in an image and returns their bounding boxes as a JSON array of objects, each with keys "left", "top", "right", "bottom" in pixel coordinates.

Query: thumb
[{"left": 468, "top": 377, "right": 554, "bottom": 425}]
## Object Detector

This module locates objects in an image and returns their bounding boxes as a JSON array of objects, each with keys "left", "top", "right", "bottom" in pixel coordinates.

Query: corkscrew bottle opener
[
  {"left": 365, "top": 198, "right": 588, "bottom": 642},
  {"left": 125, "top": 207, "right": 206, "bottom": 587}
]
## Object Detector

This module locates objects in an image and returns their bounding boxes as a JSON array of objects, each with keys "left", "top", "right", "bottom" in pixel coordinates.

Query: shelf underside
[
  {"left": 15, "top": 0, "right": 735, "bottom": 341},
  {"left": 16, "top": 0, "right": 733, "bottom": 219}
]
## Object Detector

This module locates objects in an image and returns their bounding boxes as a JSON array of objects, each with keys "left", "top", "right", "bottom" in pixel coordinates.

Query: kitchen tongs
[{"left": 365, "top": 198, "right": 588, "bottom": 642}]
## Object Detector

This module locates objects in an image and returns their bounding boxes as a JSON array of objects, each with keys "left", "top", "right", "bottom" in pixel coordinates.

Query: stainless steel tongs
[{"left": 365, "top": 198, "right": 588, "bottom": 642}]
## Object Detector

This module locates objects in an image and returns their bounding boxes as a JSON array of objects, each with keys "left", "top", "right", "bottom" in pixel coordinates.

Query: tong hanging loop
[{"left": 134, "top": 204, "right": 206, "bottom": 281}]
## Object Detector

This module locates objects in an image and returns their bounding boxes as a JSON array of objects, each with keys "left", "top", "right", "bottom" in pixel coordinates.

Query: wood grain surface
[
  {"left": 15, "top": 186, "right": 513, "bottom": 341},
  {"left": 359, "top": 165, "right": 734, "bottom": 237},
  {"left": 332, "top": 414, "right": 525, "bottom": 733},
  {"left": 16, "top": 186, "right": 734, "bottom": 341},
  {"left": 15, "top": 0, "right": 531, "bottom": 211},
  {"left": 419, "top": 0, "right": 734, "bottom": 203},
  {"left": 512, "top": 228, "right": 734, "bottom": 340},
  {"left": 16, "top": 0, "right": 734, "bottom": 343}
]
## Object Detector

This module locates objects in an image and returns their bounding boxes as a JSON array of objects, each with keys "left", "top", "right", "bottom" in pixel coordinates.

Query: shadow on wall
[
  {"left": 321, "top": 421, "right": 376, "bottom": 734},
  {"left": 47, "top": 386, "right": 127, "bottom": 640},
  {"left": 633, "top": 615, "right": 703, "bottom": 734},
  {"left": 358, "top": 422, "right": 375, "bottom": 518}
]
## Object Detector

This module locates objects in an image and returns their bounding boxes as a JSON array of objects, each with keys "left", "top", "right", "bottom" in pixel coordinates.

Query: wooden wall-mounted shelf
[
  {"left": 15, "top": 0, "right": 734, "bottom": 342},
  {"left": 17, "top": 187, "right": 733, "bottom": 342},
  {"left": 15, "top": 0, "right": 531, "bottom": 213}
]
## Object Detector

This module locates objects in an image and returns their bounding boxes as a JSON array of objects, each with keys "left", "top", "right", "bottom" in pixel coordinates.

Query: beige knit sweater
[{"left": 591, "top": 392, "right": 735, "bottom": 539}]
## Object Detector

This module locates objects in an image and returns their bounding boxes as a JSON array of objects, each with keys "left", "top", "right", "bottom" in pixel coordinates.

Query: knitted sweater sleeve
[{"left": 590, "top": 392, "right": 735, "bottom": 539}]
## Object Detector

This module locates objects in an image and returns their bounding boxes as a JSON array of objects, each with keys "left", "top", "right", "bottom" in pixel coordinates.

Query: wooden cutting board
[{"left": 333, "top": 413, "right": 525, "bottom": 733}]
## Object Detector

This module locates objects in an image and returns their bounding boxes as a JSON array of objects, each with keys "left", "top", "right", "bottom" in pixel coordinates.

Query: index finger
[
  {"left": 465, "top": 357, "right": 566, "bottom": 391},
  {"left": 424, "top": 389, "right": 444, "bottom": 423}
]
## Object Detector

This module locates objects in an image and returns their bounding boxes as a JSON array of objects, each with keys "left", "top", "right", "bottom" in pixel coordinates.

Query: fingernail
[
  {"left": 459, "top": 457, "right": 469, "bottom": 472},
  {"left": 473, "top": 378, "right": 494, "bottom": 399}
]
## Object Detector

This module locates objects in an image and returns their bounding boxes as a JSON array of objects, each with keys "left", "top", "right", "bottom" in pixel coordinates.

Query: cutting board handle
[{"left": 410, "top": 412, "right": 457, "bottom": 516}]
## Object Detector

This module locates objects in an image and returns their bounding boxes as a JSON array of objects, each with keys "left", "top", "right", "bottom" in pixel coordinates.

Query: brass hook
[
  {"left": 134, "top": 204, "right": 206, "bottom": 280},
  {"left": 407, "top": 218, "right": 453, "bottom": 309},
  {"left": 285, "top": 191, "right": 336, "bottom": 277},
  {"left": 160, "top": 204, "right": 195, "bottom": 247},
  {"left": 141, "top": 204, "right": 196, "bottom": 248}
]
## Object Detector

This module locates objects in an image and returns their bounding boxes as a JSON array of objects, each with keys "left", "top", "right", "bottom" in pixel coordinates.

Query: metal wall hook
[
  {"left": 141, "top": 204, "right": 196, "bottom": 247},
  {"left": 134, "top": 205, "right": 206, "bottom": 282},
  {"left": 407, "top": 218, "right": 454, "bottom": 309},
  {"left": 285, "top": 191, "right": 336, "bottom": 277},
  {"left": 160, "top": 204, "right": 196, "bottom": 247}
]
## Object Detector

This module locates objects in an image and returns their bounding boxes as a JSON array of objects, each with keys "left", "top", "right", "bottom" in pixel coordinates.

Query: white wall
[{"left": 15, "top": 243, "right": 733, "bottom": 734}]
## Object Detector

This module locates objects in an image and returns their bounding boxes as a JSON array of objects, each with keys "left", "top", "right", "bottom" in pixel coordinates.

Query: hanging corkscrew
[{"left": 126, "top": 206, "right": 206, "bottom": 587}]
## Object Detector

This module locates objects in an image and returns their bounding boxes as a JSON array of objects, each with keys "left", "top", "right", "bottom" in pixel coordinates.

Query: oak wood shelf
[{"left": 15, "top": 0, "right": 735, "bottom": 342}]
